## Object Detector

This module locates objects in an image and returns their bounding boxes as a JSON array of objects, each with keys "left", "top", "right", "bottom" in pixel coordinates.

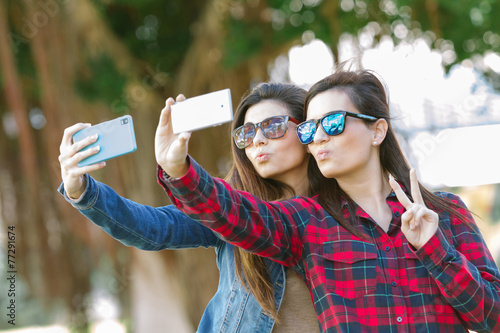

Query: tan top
[{"left": 272, "top": 268, "right": 320, "bottom": 333}]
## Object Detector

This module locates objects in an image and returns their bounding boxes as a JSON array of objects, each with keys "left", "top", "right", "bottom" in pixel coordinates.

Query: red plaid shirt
[{"left": 159, "top": 157, "right": 500, "bottom": 333}]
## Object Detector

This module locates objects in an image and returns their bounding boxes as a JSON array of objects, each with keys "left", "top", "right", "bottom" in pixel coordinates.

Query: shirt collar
[{"left": 340, "top": 180, "right": 408, "bottom": 208}]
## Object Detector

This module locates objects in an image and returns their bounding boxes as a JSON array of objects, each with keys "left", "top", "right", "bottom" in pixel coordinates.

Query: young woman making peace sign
[{"left": 156, "top": 68, "right": 500, "bottom": 332}]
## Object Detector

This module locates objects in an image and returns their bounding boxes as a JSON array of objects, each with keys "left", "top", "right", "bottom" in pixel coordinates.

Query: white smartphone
[
  {"left": 73, "top": 115, "right": 137, "bottom": 167},
  {"left": 171, "top": 88, "right": 233, "bottom": 134}
]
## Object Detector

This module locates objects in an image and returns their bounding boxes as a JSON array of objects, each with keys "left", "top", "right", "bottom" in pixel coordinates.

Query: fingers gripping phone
[
  {"left": 73, "top": 115, "right": 137, "bottom": 167},
  {"left": 171, "top": 88, "right": 233, "bottom": 134}
]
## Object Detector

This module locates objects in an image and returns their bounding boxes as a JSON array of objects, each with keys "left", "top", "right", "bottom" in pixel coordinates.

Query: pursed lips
[
  {"left": 314, "top": 148, "right": 330, "bottom": 161},
  {"left": 253, "top": 151, "right": 271, "bottom": 162}
]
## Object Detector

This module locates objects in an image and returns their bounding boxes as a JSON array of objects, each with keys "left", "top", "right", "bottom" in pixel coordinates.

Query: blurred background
[{"left": 0, "top": 0, "right": 499, "bottom": 332}]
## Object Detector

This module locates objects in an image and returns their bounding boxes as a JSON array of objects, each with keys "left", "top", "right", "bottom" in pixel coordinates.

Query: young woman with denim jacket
[
  {"left": 58, "top": 83, "right": 321, "bottom": 332},
  {"left": 156, "top": 68, "right": 500, "bottom": 332}
]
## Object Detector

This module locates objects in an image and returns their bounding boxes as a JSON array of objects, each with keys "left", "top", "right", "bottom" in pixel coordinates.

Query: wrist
[
  {"left": 67, "top": 176, "right": 87, "bottom": 200},
  {"left": 164, "top": 160, "right": 189, "bottom": 179}
]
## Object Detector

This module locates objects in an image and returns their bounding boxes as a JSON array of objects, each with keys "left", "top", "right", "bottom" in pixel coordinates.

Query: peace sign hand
[{"left": 389, "top": 169, "right": 439, "bottom": 250}]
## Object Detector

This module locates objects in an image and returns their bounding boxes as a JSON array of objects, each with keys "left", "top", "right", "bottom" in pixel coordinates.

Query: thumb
[
  {"left": 169, "top": 131, "right": 191, "bottom": 161},
  {"left": 164, "top": 131, "right": 191, "bottom": 177},
  {"left": 178, "top": 132, "right": 191, "bottom": 149}
]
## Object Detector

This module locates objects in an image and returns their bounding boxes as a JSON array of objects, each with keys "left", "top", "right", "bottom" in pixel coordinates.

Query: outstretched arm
[
  {"left": 58, "top": 121, "right": 218, "bottom": 251},
  {"left": 157, "top": 158, "right": 310, "bottom": 265},
  {"left": 58, "top": 176, "right": 219, "bottom": 250},
  {"left": 154, "top": 97, "right": 319, "bottom": 265}
]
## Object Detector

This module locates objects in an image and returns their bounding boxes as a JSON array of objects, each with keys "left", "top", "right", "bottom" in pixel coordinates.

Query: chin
[
  {"left": 317, "top": 165, "right": 339, "bottom": 179},
  {"left": 259, "top": 171, "right": 277, "bottom": 180},
  {"left": 255, "top": 167, "right": 273, "bottom": 179}
]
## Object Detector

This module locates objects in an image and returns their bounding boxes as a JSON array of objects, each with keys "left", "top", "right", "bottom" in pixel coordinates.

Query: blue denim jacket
[{"left": 58, "top": 175, "right": 285, "bottom": 332}]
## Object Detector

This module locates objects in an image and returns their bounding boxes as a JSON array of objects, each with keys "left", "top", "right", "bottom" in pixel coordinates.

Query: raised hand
[
  {"left": 155, "top": 95, "right": 191, "bottom": 178},
  {"left": 59, "top": 123, "right": 106, "bottom": 199},
  {"left": 389, "top": 169, "right": 439, "bottom": 250}
]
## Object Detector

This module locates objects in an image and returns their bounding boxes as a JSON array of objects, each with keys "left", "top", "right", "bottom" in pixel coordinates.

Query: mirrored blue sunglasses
[{"left": 295, "top": 111, "right": 378, "bottom": 145}]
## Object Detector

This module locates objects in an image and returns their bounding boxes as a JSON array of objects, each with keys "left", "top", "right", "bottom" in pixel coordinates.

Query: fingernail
[
  {"left": 94, "top": 146, "right": 100, "bottom": 152},
  {"left": 180, "top": 132, "right": 191, "bottom": 141},
  {"left": 92, "top": 134, "right": 98, "bottom": 140}
]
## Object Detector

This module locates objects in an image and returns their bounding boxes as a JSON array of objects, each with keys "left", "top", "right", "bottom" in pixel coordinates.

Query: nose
[
  {"left": 252, "top": 127, "right": 268, "bottom": 146},
  {"left": 312, "top": 125, "right": 329, "bottom": 145}
]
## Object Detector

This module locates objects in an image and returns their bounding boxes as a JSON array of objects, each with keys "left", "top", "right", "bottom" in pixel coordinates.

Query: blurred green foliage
[
  {"left": 4, "top": 0, "right": 500, "bottom": 109},
  {"left": 102, "top": 0, "right": 205, "bottom": 74},
  {"left": 75, "top": 55, "right": 126, "bottom": 107},
  {"left": 224, "top": 0, "right": 499, "bottom": 72}
]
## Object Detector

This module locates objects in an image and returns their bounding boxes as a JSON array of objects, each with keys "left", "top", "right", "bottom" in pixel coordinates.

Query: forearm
[
  {"left": 58, "top": 175, "right": 218, "bottom": 250},
  {"left": 416, "top": 227, "right": 500, "bottom": 332},
  {"left": 158, "top": 156, "right": 305, "bottom": 265}
]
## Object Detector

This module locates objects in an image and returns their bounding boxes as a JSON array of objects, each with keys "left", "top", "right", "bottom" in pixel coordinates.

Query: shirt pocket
[
  {"left": 404, "top": 243, "right": 439, "bottom": 295},
  {"left": 322, "top": 240, "right": 378, "bottom": 299}
]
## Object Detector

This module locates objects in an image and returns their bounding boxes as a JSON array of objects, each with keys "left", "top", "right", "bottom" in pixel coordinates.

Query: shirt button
[
  {"left": 391, "top": 281, "right": 397, "bottom": 287},
  {"left": 385, "top": 246, "right": 391, "bottom": 252},
  {"left": 394, "top": 211, "right": 401, "bottom": 217},
  {"left": 397, "top": 316, "right": 403, "bottom": 323}
]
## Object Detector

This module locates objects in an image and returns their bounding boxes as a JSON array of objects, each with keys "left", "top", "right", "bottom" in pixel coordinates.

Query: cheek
[
  {"left": 274, "top": 140, "right": 307, "bottom": 163},
  {"left": 244, "top": 147, "right": 255, "bottom": 164},
  {"left": 339, "top": 136, "right": 372, "bottom": 163},
  {"left": 342, "top": 125, "right": 372, "bottom": 148},
  {"left": 285, "top": 138, "right": 308, "bottom": 157}
]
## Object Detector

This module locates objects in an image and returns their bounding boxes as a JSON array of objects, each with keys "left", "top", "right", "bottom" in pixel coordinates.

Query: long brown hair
[
  {"left": 224, "top": 82, "right": 322, "bottom": 320},
  {"left": 304, "top": 66, "right": 472, "bottom": 238}
]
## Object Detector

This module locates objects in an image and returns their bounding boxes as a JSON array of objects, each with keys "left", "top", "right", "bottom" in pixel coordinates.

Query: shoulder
[
  {"left": 434, "top": 191, "right": 464, "bottom": 204},
  {"left": 290, "top": 194, "right": 323, "bottom": 207},
  {"left": 275, "top": 195, "right": 326, "bottom": 216},
  {"left": 433, "top": 191, "right": 470, "bottom": 214},
  {"left": 432, "top": 191, "right": 480, "bottom": 234}
]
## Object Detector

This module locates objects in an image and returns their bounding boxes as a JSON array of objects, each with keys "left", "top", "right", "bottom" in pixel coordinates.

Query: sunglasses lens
[
  {"left": 262, "top": 117, "right": 287, "bottom": 139},
  {"left": 296, "top": 122, "right": 316, "bottom": 144},
  {"left": 322, "top": 113, "right": 344, "bottom": 136},
  {"left": 234, "top": 125, "right": 255, "bottom": 148}
]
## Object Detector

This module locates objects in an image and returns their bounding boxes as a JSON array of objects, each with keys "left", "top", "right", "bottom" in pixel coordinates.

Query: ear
[{"left": 371, "top": 119, "right": 388, "bottom": 146}]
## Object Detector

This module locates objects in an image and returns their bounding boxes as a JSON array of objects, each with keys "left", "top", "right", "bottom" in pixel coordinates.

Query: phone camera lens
[{"left": 121, "top": 118, "right": 128, "bottom": 125}]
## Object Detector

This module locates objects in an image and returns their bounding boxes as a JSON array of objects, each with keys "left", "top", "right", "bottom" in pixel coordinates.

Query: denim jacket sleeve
[{"left": 58, "top": 174, "right": 219, "bottom": 251}]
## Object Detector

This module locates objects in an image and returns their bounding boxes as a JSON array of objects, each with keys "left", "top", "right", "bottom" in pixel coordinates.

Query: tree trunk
[
  {"left": 321, "top": 0, "right": 341, "bottom": 63},
  {"left": 1, "top": 0, "right": 297, "bottom": 330},
  {"left": 425, "top": 0, "right": 442, "bottom": 39},
  {"left": 0, "top": 0, "right": 46, "bottom": 301}
]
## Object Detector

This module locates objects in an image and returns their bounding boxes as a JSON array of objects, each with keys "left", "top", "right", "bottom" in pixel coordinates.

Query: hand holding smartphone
[
  {"left": 72, "top": 115, "right": 137, "bottom": 167},
  {"left": 170, "top": 88, "right": 233, "bottom": 134}
]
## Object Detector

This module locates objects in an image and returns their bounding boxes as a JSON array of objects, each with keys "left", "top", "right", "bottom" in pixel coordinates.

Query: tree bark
[
  {"left": 425, "top": 0, "right": 442, "bottom": 39},
  {"left": 1, "top": 0, "right": 301, "bottom": 329},
  {"left": 321, "top": 0, "right": 341, "bottom": 63},
  {"left": 0, "top": 0, "right": 47, "bottom": 300}
]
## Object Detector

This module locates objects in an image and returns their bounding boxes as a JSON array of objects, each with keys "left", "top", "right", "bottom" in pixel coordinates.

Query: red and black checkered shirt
[{"left": 159, "top": 157, "right": 500, "bottom": 332}]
